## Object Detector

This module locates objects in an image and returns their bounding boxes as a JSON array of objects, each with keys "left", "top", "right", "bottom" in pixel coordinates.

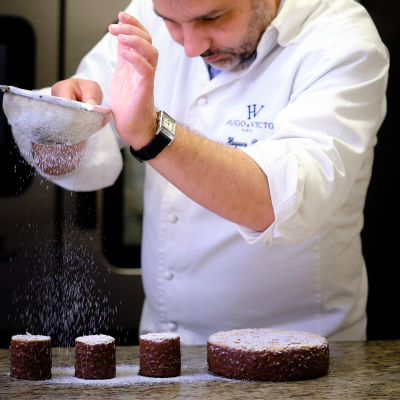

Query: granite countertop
[{"left": 0, "top": 341, "right": 399, "bottom": 399}]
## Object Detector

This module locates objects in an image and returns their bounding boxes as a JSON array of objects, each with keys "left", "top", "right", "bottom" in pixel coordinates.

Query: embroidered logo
[
  {"left": 226, "top": 137, "right": 258, "bottom": 148},
  {"left": 225, "top": 104, "right": 274, "bottom": 132},
  {"left": 247, "top": 104, "right": 265, "bottom": 120},
  {"left": 224, "top": 104, "right": 274, "bottom": 148}
]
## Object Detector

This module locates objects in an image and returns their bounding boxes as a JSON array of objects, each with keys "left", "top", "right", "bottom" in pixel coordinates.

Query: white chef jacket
[{"left": 14, "top": 0, "right": 388, "bottom": 343}]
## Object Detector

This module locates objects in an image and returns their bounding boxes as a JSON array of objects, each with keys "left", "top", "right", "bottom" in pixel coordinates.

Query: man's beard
[{"left": 202, "top": 0, "right": 275, "bottom": 70}]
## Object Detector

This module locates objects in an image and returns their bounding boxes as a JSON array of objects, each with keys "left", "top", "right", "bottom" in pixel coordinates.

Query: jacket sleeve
[{"left": 236, "top": 40, "right": 389, "bottom": 246}]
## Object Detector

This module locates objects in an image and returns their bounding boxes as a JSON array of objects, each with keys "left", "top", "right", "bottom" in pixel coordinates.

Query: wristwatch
[{"left": 130, "top": 111, "right": 176, "bottom": 162}]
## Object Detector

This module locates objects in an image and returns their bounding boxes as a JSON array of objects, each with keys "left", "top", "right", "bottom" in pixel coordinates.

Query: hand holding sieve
[{"left": 0, "top": 85, "right": 112, "bottom": 146}]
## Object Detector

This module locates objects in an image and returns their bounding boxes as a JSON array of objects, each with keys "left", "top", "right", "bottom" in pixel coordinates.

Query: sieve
[{"left": 0, "top": 85, "right": 112, "bottom": 146}]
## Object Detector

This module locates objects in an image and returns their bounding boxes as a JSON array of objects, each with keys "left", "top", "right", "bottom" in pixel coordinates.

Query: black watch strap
[{"left": 130, "top": 132, "right": 171, "bottom": 163}]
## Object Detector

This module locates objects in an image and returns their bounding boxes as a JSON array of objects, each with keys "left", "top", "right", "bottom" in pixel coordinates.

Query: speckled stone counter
[{"left": 0, "top": 341, "right": 399, "bottom": 399}]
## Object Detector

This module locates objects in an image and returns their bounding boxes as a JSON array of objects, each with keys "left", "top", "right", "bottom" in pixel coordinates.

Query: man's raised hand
[{"left": 108, "top": 11, "right": 158, "bottom": 150}]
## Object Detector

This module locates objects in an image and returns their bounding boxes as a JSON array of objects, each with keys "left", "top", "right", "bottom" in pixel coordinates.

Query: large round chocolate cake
[
  {"left": 10, "top": 333, "right": 52, "bottom": 380},
  {"left": 207, "top": 328, "right": 329, "bottom": 381},
  {"left": 139, "top": 333, "right": 181, "bottom": 377},
  {"left": 75, "top": 334, "right": 116, "bottom": 379}
]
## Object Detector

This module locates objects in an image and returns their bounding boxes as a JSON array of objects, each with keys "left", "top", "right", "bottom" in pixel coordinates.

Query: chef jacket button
[
  {"left": 168, "top": 322, "right": 177, "bottom": 332},
  {"left": 197, "top": 97, "right": 207, "bottom": 106},
  {"left": 168, "top": 214, "right": 178, "bottom": 223},
  {"left": 164, "top": 271, "right": 173, "bottom": 280}
]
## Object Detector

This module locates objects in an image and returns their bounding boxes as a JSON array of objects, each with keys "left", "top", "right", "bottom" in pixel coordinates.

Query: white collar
[{"left": 271, "top": 0, "right": 321, "bottom": 47}]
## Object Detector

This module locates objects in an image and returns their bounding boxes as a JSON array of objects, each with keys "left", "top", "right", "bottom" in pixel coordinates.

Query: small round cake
[
  {"left": 10, "top": 333, "right": 52, "bottom": 380},
  {"left": 75, "top": 334, "right": 116, "bottom": 379},
  {"left": 207, "top": 328, "right": 329, "bottom": 381},
  {"left": 139, "top": 333, "right": 181, "bottom": 377}
]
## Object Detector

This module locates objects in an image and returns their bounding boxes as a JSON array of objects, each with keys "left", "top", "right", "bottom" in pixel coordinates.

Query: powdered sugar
[
  {"left": 12, "top": 334, "right": 51, "bottom": 342},
  {"left": 8, "top": 205, "right": 118, "bottom": 349},
  {"left": 40, "top": 363, "right": 230, "bottom": 386},
  {"left": 75, "top": 334, "right": 115, "bottom": 345},
  {"left": 208, "top": 329, "right": 328, "bottom": 351},
  {"left": 140, "top": 333, "right": 179, "bottom": 342}
]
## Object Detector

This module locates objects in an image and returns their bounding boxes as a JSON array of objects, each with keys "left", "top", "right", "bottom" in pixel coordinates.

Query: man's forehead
[
  {"left": 152, "top": 0, "right": 244, "bottom": 22},
  {"left": 153, "top": 0, "right": 231, "bottom": 7}
]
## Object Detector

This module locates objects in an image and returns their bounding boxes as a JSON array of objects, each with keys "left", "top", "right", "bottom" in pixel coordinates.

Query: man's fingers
[
  {"left": 118, "top": 11, "right": 148, "bottom": 33},
  {"left": 78, "top": 80, "right": 103, "bottom": 105},
  {"left": 109, "top": 24, "right": 152, "bottom": 44},
  {"left": 51, "top": 78, "right": 103, "bottom": 105},
  {"left": 120, "top": 49, "right": 155, "bottom": 77},
  {"left": 117, "top": 35, "right": 158, "bottom": 67},
  {"left": 52, "top": 81, "right": 78, "bottom": 100}
]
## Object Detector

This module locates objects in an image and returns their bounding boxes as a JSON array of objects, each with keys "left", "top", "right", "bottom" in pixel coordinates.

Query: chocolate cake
[
  {"left": 139, "top": 333, "right": 181, "bottom": 377},
  {"left": 75, "top": 334, "right": 116, "bottom": 379},
  {"left": 10, "top": 333, "right": 52, "bottom": 380},
  {"left": 207, "top": 328, "right": 329, "bottom": 381}
]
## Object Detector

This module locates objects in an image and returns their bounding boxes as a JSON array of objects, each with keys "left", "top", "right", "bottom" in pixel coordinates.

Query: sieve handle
[{"left": 0, "top": 85, "right": 10, "bottom": 92}]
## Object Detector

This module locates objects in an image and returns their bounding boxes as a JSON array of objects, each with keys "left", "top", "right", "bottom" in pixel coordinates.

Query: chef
[{"left": 13, "top": 0, "right": 388, "bottom": 344}]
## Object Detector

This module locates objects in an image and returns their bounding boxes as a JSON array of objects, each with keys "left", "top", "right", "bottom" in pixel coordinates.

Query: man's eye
[{"left": 203, "top": 15, "right": 221, "bottom": 22}]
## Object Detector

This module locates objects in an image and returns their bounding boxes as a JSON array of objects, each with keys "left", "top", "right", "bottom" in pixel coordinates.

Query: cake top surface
[
  {"left": 140, "top": 333, "right": 180, "bottom": 342},
  {"left": 12, "top": 333, "right": 51, "bottom": 342},
  {"left": 75, "top": 334, "right": 115, "bottom": 345},
  {"left": 208, "top": 329, "right": 328, "bottom": 351}
]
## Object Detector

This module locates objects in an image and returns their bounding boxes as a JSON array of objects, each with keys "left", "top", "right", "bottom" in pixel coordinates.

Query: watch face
[{"left": 162, "top": 115, "right": 174, "bottom": 132}]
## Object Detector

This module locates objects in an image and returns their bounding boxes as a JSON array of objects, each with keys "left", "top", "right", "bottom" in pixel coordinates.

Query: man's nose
[{"left": 182, "top": 24, "right": 210, "bottom": 58}]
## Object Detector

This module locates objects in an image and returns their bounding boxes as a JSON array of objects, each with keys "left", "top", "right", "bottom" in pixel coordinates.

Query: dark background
[{"left": 360, "top": 0, "right": 400, "bottom": 340}]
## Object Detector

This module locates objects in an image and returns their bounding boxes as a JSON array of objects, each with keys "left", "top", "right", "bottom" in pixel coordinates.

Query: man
[{"left": 14, "top": 0, "right": 388, "bottom": 343}]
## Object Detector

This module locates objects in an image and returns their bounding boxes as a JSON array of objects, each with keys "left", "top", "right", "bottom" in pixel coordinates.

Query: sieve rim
[{"left": 0, "top": 85, "right": 111, "bottom": 115}]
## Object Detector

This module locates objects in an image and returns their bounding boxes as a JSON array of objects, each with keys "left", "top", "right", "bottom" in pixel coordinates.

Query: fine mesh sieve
[{"left": 0, "top": 85, "right": 112, "bottom": 146}]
